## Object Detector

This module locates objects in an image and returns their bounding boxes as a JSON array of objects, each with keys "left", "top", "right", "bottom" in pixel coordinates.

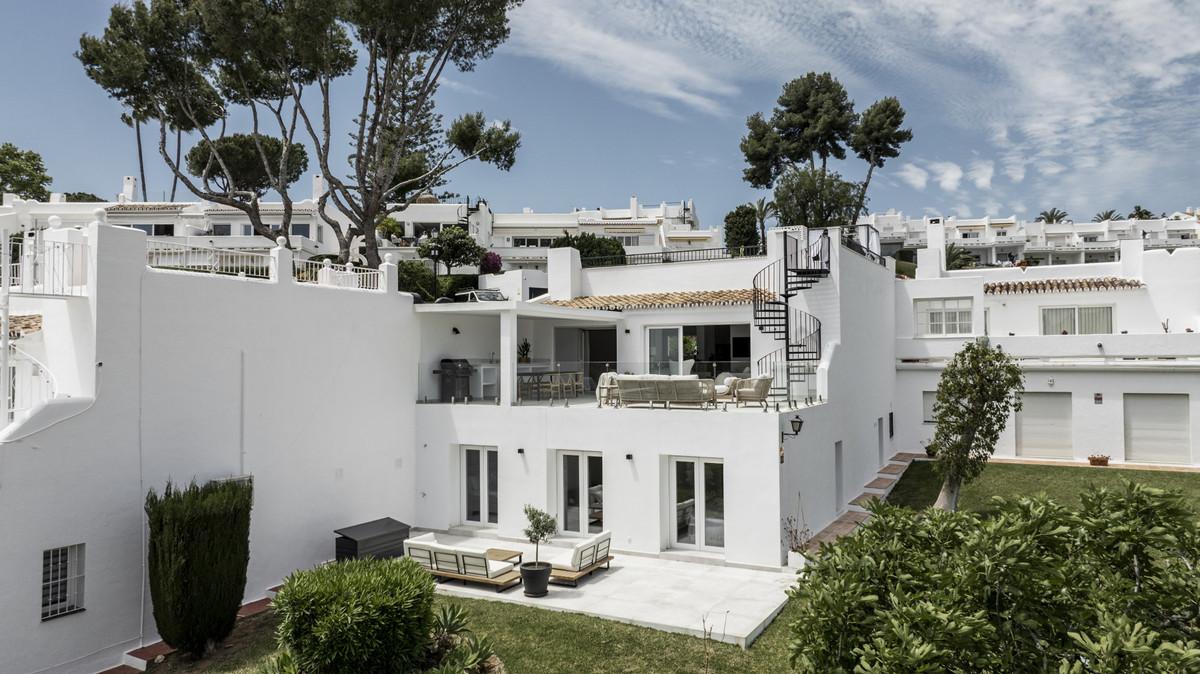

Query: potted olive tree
[{"left": 520, "top": 504, "right": 556, "bottom": 597}]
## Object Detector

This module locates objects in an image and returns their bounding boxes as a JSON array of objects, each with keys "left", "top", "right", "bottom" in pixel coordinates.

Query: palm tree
[
  {"left": 945, "top": 243, "right": 973, "bottom": 270},
  {"left": 1093, "top": 209, "right": 1121, "bottom": 222},
  {"left": 752, "top": 197, "right": 776, "bottom": 253},
  {"left": 1037, "top": 208, "right": 1069, "bottom": 223},
  {"left": 1128, "top": 205, "right": 1154, "bottom": 220}
]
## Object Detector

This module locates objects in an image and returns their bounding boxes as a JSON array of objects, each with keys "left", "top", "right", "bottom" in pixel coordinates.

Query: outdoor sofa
[
  {"left": 403, "top": 532, "right": 521, "bottom": 592},
  {"left": 546, "top": 530, "right": 614, "bottom": 587},
  {"left": 613, "top": 374, "right": 716, "bottom": 409}
]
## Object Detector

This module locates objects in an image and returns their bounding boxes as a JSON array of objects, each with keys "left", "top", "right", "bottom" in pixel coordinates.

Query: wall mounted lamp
[
  {"left": 780, "top": 415, "right": 804, "bottom": 444},
  {"left": 625, "top": 453, "right": 633, "bottom": 461},
  {"left": 452, "top": 327, "right": 460, "bottom": 335},
  {"left": 517, "top": 447, "right": 525, "bottom": 455}
]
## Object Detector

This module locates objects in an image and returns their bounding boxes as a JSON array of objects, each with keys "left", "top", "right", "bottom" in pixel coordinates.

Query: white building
[
  {"left": 863, "top": 209, "right": 1200, "bottom": 267},
  {"left": 3, "top": 177, "right": 715, "bottom": 272},
  {"left": 1, "top": 198, "right": 1197, "bottom": 673}
]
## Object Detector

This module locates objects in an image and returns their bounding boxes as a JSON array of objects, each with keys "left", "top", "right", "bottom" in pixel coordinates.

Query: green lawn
[
  {"left": 153, "top": 461, "right": 1198, "bottom": 673},
  {"left": 887, "top": 460, "right": 1200, "bottom": 512},
  {"left": 154, "top": 594, "right": 803, "bottom": 674}
]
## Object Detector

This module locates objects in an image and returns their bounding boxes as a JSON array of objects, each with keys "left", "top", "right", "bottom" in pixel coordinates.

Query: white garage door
[
  {"left": 1124, "top": 394, "right": 1190, "bottom": 464},
  {"left": 1017, "top": 392, "right": 1073, "bottom": 458}
]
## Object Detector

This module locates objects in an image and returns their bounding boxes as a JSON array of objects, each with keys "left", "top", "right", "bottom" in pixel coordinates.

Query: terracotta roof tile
[
  {"left": 543, "top": 289, "right": 766, "bottom": 311},
  {"left": 984, "top": 277, "right": 1143, "bottom": 295}
]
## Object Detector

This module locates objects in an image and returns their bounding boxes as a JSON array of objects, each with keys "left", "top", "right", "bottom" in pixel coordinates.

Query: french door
[
  {"left": 648, "top": 326, "right": 682, "bottom": 375},
  {"left": 669, "top": 458, "right": 724, "bottom": 550},
  {"left": 559, "top": 452, "right": 603, "bottom": 534},
  {"left": 462, "top": 445, "right": 498, "bottom": 526}
]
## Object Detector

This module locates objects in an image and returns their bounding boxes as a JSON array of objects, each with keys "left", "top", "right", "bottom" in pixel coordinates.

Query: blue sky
[{"left": 2, "top": 0, "right": 1198, "bottom": 227}]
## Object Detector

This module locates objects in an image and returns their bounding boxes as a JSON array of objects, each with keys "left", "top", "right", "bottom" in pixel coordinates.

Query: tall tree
[
  {"left": 1128, "top": 204, "right": 1155, "bottom": 220},
  {"left": 723, "top": 203, "right": 759, "bottom": 252},
  {"left": 1093, "top": 209, "right": 1121, "bottom": 222},
  {"left": 64, "top": 191, "right": 104, "bottom": 202},
  {"left": 184, "top": 134, "right": 308, "bottom": 198},
  {"left": 773, "top": 167, "right": 860, "bottom": 230},
  {"left": 741, "top": 72, "right": 910, "bottom": 231},
  {"left": 927, "top": 339, "right": 1024, "bottom": 510},
  {"left": 1038, "top": 208, "right": 1069, "bottom": 223},
  {"left": 417, "top": 225, "right": 485, "bottom": 277},
  {"left": 0, "top": 142, "right": 53, "bottom": 201},
  {"left": 752, "top": 196, "right": 776, "bottom": 250}
]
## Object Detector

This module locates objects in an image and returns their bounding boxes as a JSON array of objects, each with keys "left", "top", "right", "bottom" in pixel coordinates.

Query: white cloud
[
  {"left": 967, "top": 160, "right": 994, "bottom": 190},
  {"left": 895, "top": 163, "right": 929, "bottom": 191},
  {"left": 927, "top": 161, "right": 963, "bottom": 192},
  {"left": 507, "top": 0, "right": 1200, "bottom": 209},
  {"left": 440, "top": 78, "right": 490, "bottom": 98}
]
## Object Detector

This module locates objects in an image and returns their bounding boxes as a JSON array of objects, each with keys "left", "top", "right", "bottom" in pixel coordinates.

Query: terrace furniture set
[
  {"left": 517, "top": 370, "right": 585, "bottom": 400},
  {"left": 597, "top": 373, "right": 774, "bottom": 409},
  {"left": 403, "top": 530, "right": 613, "bottom": 592}
]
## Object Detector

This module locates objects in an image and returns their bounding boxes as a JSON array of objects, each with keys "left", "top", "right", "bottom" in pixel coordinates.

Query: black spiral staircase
[{"left": 752, "top": 232, "right": 831, "bottom": 403}]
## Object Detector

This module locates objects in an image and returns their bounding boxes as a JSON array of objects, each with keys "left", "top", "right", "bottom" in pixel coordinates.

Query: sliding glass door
[
  {"left": 669, "top": 458, "right": 724, "bottom": 550},
  {"left": 462, "top": 445, "right": 498, "bottom": 526},
  {"left": 648, "top": 327, "right": 682, "bottom": 375},
  {"left": 560, "top": 452, "right": 603, "bottom": 534}
]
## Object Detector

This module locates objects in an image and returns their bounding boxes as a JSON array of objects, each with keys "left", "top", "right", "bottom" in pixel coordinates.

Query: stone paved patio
[{"left": 430, "top": 533, "right": 794, "bottom": 647}]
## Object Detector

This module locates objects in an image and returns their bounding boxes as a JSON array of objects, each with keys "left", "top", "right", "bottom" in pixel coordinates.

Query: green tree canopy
[
  {"left": 1093, "top": 209, "right": 1121, "bottom": 222},
  {"left": 927, "top": 339, "right": 1024, "bottom": 510},
  {"left": 64, "top": 191, "right": 105, "bottom": 202},
  {"left": 0, "top": 142, "right": 52, "bottom": 201},
  {"left": 550, "top": 231, "right": 626, "bottom": 266},
  {"left": 80, "top": 0, "right": 524, "bottom": 263},
  {"left": 773, "top": 167, "right": 861, "bottom": 230},
  {"left": 185, "top": 133, "right": 308, "bottom": 198},
  {"left": 944, "top": 242, "right": 973, "bottom": 270},
  {"left": 417, "top": 225, "right": 486, "bottom": 276},
  {"left": 848, "top": 96, "right": 912, "bottom": 219},
  {"left": 723, "top": 203, "right": 760, "bottom": 252},
  {"left": 790, "top": 483, "right": 1200, "bottom": 672}
]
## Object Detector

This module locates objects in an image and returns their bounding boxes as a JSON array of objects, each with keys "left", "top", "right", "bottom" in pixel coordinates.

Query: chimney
[
  {"left": 630, "top": 195, "right": 638, "bottom": 218},
  {"left": 121, "top": 176, "right": 137, "bottom": 203},
  {"left": 311, "top": 174, "right": 326, "bottom": 202}
]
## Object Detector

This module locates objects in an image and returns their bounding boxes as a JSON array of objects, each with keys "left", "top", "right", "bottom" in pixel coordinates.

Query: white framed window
[
  {"left": 42, "top": 544, "right": 85, "bottom": 621},
  {"left": 132, "top": 224, "right": 173, "bottom": 236},
  {"left": 1041, "top": 305, "right": 1113, "bottom": 335},
  {"left": 922, "top": 391, "right": 937, "bottom": 424},
  {"left": 914, "top": 298, "right": 973, "bottom": 336},
  {"left": 290, "top": 223, "right": 311, "bottom": 239},
  {"left": 211, "top": 223, "right": 232, "bottom": 236},
  {"left": 603, "top": 235, "right": 640, "bottom": 246}
]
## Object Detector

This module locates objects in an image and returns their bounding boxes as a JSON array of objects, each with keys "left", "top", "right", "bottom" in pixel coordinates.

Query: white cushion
[
  {"left": 486, "top": 559, "right": 514, "bottom": 577},
  {"left": 546, "top": 550, "right": 575, "bottom": 571},
  {"left": 715, "top": 384, "right": 729, "bottom": 395}
]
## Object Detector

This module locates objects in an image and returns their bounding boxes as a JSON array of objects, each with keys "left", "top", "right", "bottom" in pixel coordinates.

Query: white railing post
[
  {"left": 271, "top": 236, "right": 294, "bottom": 284},
  {"left": 380, "top": 253, "right": 397, "bottom": 293}
]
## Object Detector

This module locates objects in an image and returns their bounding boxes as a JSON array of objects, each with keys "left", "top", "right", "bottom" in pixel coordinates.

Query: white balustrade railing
[
  {"left": 6, "top": 240, "right": 89, "bottom": 297},
  {"left": 146, "top": 241, "right": 273, "bottom": 279},
  {"left": 293, "top": 258, "right": 381, "bottom": 291}
]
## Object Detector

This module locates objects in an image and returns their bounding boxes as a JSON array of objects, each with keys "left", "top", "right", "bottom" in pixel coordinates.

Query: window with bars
[
  {"left": 512, "top": 237, "right": 556, "bottom": 248},
  {"left": 914, "top": 298, "right": 973, "bottom": 336},
  {"left": 41, "top": 544, "right": 85, "bottom": 621},
  {"left": 1041, "top": 305, "right": 1113, "bottom": 335}
]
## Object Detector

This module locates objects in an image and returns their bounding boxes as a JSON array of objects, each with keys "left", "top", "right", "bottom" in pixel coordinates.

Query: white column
[
  {"left": 500, "top": 310, "right": 518, "bottom": 405},
  {"left": 380, "top": 253, "right": 397, "bottom": 293},
  {"left": 271, "top": 236, "right": 294, "bottom": 284}
]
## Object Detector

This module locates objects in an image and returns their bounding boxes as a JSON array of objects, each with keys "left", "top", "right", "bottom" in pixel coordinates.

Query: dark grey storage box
[{"left": 334, "top": 517, "right": 411, "bottom": 561}]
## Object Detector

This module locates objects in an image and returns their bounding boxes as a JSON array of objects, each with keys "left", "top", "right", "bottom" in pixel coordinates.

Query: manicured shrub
[
  {"left": 145, "top": 479, "right": 253, "bottom": 658},
  {"left": 789, "top": 482, "right": 1200, "bottom": 672},
  {"left": 397, "top": 259, "right": 438, "bottom": 299},
  {"left": 273, "top": 557, "right": 436, "bottom": 674},
  {"left": 438, "top": 274, "right": 479, "bottom": 298}
]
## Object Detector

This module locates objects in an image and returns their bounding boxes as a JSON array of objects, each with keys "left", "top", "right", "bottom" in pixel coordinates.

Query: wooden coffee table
[{"left": 486, "top": 548, "right": 524, "bottom": 565}]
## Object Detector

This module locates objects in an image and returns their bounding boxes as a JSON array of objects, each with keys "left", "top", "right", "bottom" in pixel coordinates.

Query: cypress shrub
[
  {"left": 273, "top": 557, "right": 436, "bottom": 674},
  {"left": 145, "top": 479, "right": 253, "bottom": 658}
]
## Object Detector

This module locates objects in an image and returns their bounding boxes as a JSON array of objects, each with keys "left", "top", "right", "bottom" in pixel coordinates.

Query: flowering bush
[{"left": 479, "top": 251, "right": 502, "bottom": 275}]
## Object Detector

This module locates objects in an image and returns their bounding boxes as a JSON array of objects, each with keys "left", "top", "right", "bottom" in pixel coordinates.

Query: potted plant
[
  {"left": 1088, "top": 454, "right": 1110, "bottom": 466},
  {"left": 520, "top": 504, "right": 556, "bottom": 597},
  {"left": 517, "top": 338, "right": 531, "bottom": 364},
  {"left": 782, "top": 515, "right": 811, "bottom": 569}
]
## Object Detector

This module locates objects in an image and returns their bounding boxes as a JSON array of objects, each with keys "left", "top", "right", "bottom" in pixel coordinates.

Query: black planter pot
[{"left": 520, "top": 561, "right": 551, "bottom": 597}]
